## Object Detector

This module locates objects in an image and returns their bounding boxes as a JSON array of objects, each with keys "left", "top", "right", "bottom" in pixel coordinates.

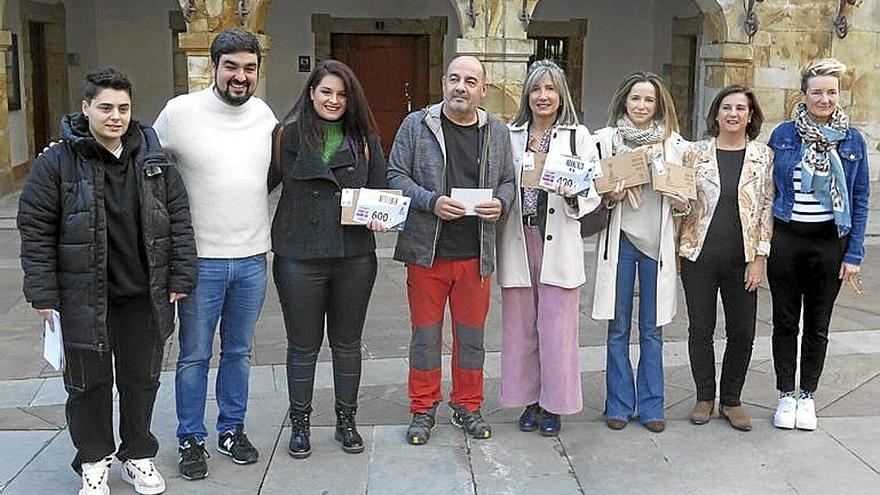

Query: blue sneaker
[
  {"left": 518, "top": 404, "right": 540, "bottom": 432},
  {"left": 539, "top": 409, "right": 561, "bottom": 436}
]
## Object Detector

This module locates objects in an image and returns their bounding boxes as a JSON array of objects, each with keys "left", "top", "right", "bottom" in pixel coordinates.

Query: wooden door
[
  {"left": 29, "top": 22, "right": 50, "bottom": 154},
  {"left": 332, "top": 34, "right": 429, "bottom": 155}
]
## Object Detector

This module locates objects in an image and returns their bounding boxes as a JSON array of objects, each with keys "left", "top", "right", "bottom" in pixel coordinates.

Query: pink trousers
[{"left": 500, "top": 226, "right": 583, "bottom": 415}]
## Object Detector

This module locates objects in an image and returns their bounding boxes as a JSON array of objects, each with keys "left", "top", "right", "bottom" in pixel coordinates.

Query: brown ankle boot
[
  {"left": 690, "top": 401, "right": 714, "bottom": 425},
  {"left": 719, "top": 405, "right": 752, "bottom": 431}
]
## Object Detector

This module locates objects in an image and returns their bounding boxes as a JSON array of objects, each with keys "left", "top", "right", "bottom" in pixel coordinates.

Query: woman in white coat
[
  {"left": 592, "top": 72, "right": 690, "bottom": 433},
  {"left": 497, "top": 60, "right": 600, "bottom": 435}
]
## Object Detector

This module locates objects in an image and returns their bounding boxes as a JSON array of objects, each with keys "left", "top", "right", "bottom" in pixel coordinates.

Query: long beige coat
[
  {"left": 590, "top": 127, "right": 690, "bottom": 327},
  {"left": 496, "top": 123, "right": 601, "bottom": 289}
]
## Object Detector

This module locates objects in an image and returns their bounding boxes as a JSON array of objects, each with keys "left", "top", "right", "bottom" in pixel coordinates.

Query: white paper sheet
[
  {"left": 450, "top": 188, "right": 493, "bottom": 216},
  {"left": 351, "top": 188, "right": 411, "bottom": 231},
  {"left": 43, "top": 310, "right": 64, "bottom": 372}
]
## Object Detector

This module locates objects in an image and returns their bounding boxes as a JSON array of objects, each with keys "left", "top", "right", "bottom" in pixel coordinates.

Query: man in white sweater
[{"left": 153, "top": 29, "right": 277, "bottom": 481}]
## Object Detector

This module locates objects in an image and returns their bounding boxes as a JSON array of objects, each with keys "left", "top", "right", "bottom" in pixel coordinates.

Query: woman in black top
[
  {"left": 677, "top": 85, "right": 774, "bottom": 431},
  {"left": 269, "top": 60, "right": 387, "bottom": 458}
]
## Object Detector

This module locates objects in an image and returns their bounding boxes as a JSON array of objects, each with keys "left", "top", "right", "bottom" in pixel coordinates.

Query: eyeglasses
[{"left": 848, "top": 274, "right": 863, "bottom": 297}]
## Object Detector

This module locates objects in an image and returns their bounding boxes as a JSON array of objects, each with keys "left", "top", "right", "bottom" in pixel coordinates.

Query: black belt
[{"left": 523, "top": 214, "right": 539, "bottom": 228}]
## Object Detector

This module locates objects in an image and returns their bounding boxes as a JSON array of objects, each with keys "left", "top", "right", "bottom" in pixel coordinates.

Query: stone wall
[{"left": 748, "top": 0, "right": 880, "bottom": 179}]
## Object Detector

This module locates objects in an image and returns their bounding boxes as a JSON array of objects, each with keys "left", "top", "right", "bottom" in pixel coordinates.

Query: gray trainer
[
  {"left": 406, "top": 403, "right": 438, "bottom": 445},
  {"left": 449, "top": 402, "right": 492, "bottom": 439}
]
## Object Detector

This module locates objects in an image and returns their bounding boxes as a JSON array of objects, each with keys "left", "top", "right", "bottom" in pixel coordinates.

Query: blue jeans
[
  {"left": 175, "top": 254, "right": 267, "bottom": 442},
  {"left": 605, "top": 235, "right": 664, "bottom": 423}
]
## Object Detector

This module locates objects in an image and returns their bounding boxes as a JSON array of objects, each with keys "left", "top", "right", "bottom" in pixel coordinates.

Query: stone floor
[{"left": 0, "top": 189, "right": 878, "bottom": 494}]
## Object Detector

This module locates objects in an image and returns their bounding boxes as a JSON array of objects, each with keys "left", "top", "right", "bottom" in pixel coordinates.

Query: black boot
[
  {"left": 288, "top": 410, "right": 311, "bottom": 459},
  {"left": 335, "top": 405, "right": 364, "bottom": 454}
]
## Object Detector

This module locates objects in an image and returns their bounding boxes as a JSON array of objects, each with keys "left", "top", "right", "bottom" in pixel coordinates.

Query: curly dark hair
[{"left": 83, "top": 67, "right": 131, "bottom": 103}]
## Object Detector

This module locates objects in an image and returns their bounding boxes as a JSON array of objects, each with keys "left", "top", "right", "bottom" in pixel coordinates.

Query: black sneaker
[
  {"left": 217, "top": 425, "right": 259, "bottom": 464},
  {"left": 449, "top": 402, "right": 492, "bottom": 439},
  {"left": 178, "top": 436, "right": 210, "bottom": 480},
  {"left": 406, "top": 404, "right": 438, "bottom": 445}
]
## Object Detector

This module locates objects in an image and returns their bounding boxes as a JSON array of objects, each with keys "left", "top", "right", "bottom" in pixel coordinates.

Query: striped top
[{"left": 791, "top": 160, "right": 834, "bottom": 222}]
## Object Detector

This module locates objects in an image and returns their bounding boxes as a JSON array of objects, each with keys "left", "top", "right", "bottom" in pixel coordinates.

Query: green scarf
[{"left": 321, "top": 121, "right": 343, "bottom": 164}]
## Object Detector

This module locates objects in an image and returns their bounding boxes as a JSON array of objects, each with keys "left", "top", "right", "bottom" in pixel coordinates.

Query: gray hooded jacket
[{"left": 387, "top": 103, "right": 516, "bottom": 276}]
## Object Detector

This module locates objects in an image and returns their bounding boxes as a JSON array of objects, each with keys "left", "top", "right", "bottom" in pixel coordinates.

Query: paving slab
[
  {"left": 150, "top": 395, "right": 289, "bottom": 494},
  {"left": 563, "top": 422, "right": 684, "bottom": 495},
  {"left": 469, "top": 424, "right": 582, "bottom": 495},
  {"left": 261, "top": 426, "right": 372, "bottom": 495},
  {"left": 29, "top": 377, "right": 66, "bottom": 407},
  {"left": 0, "top": 430, "right": 66, "bottom": 494},
  {"left": 18, "top": 404, "right": 66, "bottom": 429},
  {"left": 0, "top": 379, "right": 41, "bottom": 409},
  {"left": 820, "top": 417, "right": 880, "bottom": 474},
  {"left": 754, "top": 421, "right": 880, "bottom": 495},
  {"left": 367, "top": 425, "right": 474, "bottom": 495},
  {"left": 820, "top": 373, "right": 880, "bottom": 417},
  {"left": 0, "top": 407, "right": 57, "bottom": 431}
]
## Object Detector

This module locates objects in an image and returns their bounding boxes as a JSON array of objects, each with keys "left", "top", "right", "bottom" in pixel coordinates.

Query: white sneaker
[
  {"left": 79, "top": 457, "right": 112, "bottom": 495},
  {"left": 795, "top": 396, "right": 817, "bottom": 430},
  {"left": 121, "top": 458, "right": 166, "bottom": 494},
  {"left": 773, "top": 396, "right": 797, "bottom": 429}
]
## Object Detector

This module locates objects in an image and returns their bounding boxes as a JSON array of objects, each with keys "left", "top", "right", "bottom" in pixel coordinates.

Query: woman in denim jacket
[{"left": 767, "top": 58, "right": 870, "bottom": 431}]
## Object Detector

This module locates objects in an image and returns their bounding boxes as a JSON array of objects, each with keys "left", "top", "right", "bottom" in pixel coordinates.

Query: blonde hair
[
  {"left": 607, "top": 72, "right": 679, "bottom": 139},
  {"left": 801, "top": 58, "right": 847, "bottom": 92},
  {"left": 511, "top": 60, "right": 579, "bottom": 127}
]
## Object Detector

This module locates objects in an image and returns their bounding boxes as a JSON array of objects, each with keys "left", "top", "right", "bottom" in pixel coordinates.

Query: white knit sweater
[{"left": 154, "top": 87, "right": 277, "bottom": 258}]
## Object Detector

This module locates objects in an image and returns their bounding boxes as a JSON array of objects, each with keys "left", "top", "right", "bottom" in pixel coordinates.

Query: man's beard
[{"left": 215, "top": 81, "right": 254, "bottom": 107}]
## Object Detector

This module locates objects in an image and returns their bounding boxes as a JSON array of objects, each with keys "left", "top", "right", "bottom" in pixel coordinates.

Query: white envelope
[
  {"left": 451, "top": 188, "right": 493, "bottom": 215},
  {"left": 43, "top": 310, "right": 64, "bottom": 372}
]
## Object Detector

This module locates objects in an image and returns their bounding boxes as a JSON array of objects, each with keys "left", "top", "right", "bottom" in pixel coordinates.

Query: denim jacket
[{"left": 767, "top": 121, "right": 870, "bottom": 265}]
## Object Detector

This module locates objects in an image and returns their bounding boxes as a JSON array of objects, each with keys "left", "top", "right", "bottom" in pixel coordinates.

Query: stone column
[
  {"left": 452, "top": 0, "right": 536, "bottom": 121},
  {"left": 0, "top": 30, "right": 13, "bottom": 196},
  {"left": 177, "top": 0, "right": 271, "bottom": 96},
  {"left": 695, "top": 42, "right": 754, "bottom": 137}
]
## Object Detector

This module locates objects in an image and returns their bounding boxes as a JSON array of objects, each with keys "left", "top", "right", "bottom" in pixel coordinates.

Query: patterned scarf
[
  {"left": 616, "top": 116, "right": 666, "bottom": 149},
  {"left": 794, "top": 101, "right": 849, "bottom": 214}
]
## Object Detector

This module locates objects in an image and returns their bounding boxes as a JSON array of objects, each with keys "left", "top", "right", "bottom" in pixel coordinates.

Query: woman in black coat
[{"left": 269, "top": 59, "right": 387, "bottom": 459}]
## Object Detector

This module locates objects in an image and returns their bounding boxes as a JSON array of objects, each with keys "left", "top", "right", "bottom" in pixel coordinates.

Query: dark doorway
[
  {"left": 331, "top": 34, "right": 429, "bottom": 155},
  {"left": 29, "top": 21, "right": 50, "bottom": 155}
]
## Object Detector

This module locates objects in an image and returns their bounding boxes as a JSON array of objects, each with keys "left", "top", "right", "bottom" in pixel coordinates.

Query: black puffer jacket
[{"left": 17, "top": 113, "right": 197, "bottom": 350}]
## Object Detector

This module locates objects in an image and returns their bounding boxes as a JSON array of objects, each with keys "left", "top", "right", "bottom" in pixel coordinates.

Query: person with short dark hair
[
  {"left": 268, "top": 60, "right": 387, "bottom": 459},
  {"left": 767, "top": 58, "right": 870, "bottom": 431},
  {"left": 18, "top": 66, "right": 197, "bottom": 495},
  {"left": 678, "top": 85, "right": 774, "bottom": 431},
  {"left": 153, "top": 29, "right": 278, "bottom": 479}
]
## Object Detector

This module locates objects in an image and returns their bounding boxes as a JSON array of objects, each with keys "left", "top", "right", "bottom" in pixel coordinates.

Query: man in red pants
[{"left": 387, "top": 56, "right": 516, "bottom": 445}]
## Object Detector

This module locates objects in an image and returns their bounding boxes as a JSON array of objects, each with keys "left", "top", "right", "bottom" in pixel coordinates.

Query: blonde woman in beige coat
[
  {"left": 497, "top": 60, "right": 600, "bottom": 436},
  {"left": 591, "top": 72, "right": 690, "bottom": 433}
]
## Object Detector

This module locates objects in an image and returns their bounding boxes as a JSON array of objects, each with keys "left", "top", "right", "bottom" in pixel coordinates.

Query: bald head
[
  {"left": 442, "top": 56, "right": 488, "bottom": 124},
  {"left": 446, "top": 56, "right": 486, "bottom": 82}
]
